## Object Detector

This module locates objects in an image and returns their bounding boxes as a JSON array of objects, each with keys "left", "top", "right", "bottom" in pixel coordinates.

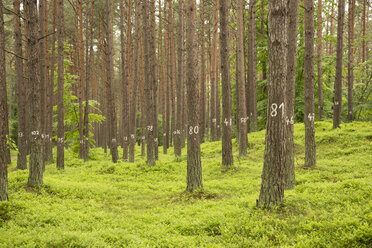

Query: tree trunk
[
  {"left": 45, "top": 0, "right": 53, "bottom": 163},
  {"left": 219, "top": 0, "right": 233, "bottom": 166},
  {"left": 106, "top": 0, "right": 118, "bottom": 163},
  {"left": 333, "top": 0, "right": 345, "bottom": 129},
  {"left": 57, "top": 0, "right": 65, "bottom": 170},
  {"left": 260, "top": 0, "right": 267, "bottom": 80},
  {"left": 347, "top": 0, "right": 355, "bottom": 122},
  {"left": 77, "top": 0, "right": 85, "bottom": 160},
  {"left": 120, "top": 0, "right": 129, "bottom": 161},
  {"left": 83, "top": 0, "right": 93, "bottom": 161},
  {"left": 210, "top": 0, "right": 218, "bottom": 142},
  {"left": 200, "top": 0, "right": 206, "bottom": 143},
  {"left": 304, "top": 0, "right": 316, "bottom": 168},
  {"left": 317, "top": 0, "right": 323, "bottom": 120},
  {"left": 258, "top": 0, "right": 287, "bottom": 208},
  {"left": 248, "top": 0, "right": 258, "bottom": 132},
  {"left": 186, "top": 0, "right": 202, "bottom": 192},
  {"left": 0, "top": 0, "right": 9, "bottom": 200},
  {"left": 175, "top": 0, "right": 184, "bottom": 157},
  {"left": 237, "top": 0, "right": 248, "bottom": 157},
  {"left": 14, "top": 0, "right": 27, "bottom": 170},
  {"left": 143, "top": 0, "right": 155, "bottom": 166},
  {"left": 362, "top": 0, "right": 366, "bottom": 63},
  {"left": 129, "top": 0, "right": 141, "bottom": 162},
  {"left": 27, "top": 0, "right": 44, "bottom": 186},
  {"left": 284, "top": 0, "right": 299, "bottom": 189}
]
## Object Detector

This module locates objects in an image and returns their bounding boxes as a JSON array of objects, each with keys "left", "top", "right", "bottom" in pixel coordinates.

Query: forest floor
[{"left": 1, "top": 121, "right": 371, "bottom": 247}]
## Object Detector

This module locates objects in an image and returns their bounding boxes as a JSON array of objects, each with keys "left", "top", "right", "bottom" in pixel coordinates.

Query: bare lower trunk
[
  {"left": 219, "top": 0, "right": 233, "bottom": 166},
  {"left": 258, "top": 0, "right": 287, "bottom": 208},
  {"left": 186, "top": 0, "right": 202, "bottom": 192}
]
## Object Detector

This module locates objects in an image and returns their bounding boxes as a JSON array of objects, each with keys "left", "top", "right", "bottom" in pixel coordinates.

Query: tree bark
[
  {"left": 347, "top": 0, "right": 355, "bottom": 122},
  {"left": 304, "top": 0, "right": 316, "bottom": 167},
  {"left": 0, "top": 0, "right": 9, "bottom": 201},
  {"left": 175, "top": 0, "right": 184, "bottom": 157},
  {"left": 236, "top": 0, "right": 247, "bottom": 157},
  {"left": 143, "top": 0, "right": 156, "bottom": 166},
  {"left": 285, "top": 0, "right": 299, "bottom": 189},
  {"left": 27, "top": 0, "right": 44, "bottom": 186},
  {"left": 106, "top": 0, "right": 118, "bottom": 162},
  {"left": 219, "top": 0, "right": 233, "bottom": 166},
  {"left": 258, "top": 0, "right": 287, "bottom": 208},
  {"left": 57, "top": 0, "right": 65, "bottom": 170},
  {"left": 317, "top": 0, "right": 323, "bottom": 120},
  {"left": 120, "top": 0, "right": 129, "bottom": 161},
  {"left": 200, "top": 0, "right": 206, "bottom": 143},
  {"left": 260, "top": 0, "right": 267, "bottom": 80},
  {"left": 14, "top": 0, "right": 27, "bottom": 170},
  {"left": 248, "top": 0, "right": 258, "bottom": 132},
  {"left": 129, "top": 0, "right": 141, "bottom": 162},
  {"left": 333, "top": 0, "right": 345, "bottom": 129},
  {"left": 186, "top": 0, "right": 202, "bottom": 192}
]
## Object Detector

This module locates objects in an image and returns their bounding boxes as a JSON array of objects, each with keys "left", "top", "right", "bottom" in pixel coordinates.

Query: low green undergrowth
[{"left": 0, "top": 121, "right": 371, "bottom": 247}]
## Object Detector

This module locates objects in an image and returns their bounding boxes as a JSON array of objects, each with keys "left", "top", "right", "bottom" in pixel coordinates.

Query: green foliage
[
  {"left": 2, "top": 121, "right": 371, "bottom": 247},
  {"left": 52, "top": 43, "right": 105, "bottom": 153}
]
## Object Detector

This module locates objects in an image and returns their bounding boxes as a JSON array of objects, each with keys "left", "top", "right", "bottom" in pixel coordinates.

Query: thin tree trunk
[
  {"left": 258, "top": 0, "right": 287, "bottom": 208},
  {"left": 284, "top": 0, "right": 299, "bottom": 189},
  {"left": 129, "top": 0, "right": 141, "bottom": 162},
  {"left": 219, "top": 0, "right": 233, "bottom": 166},
  {"left": 0, "top": 0, "right": 9, "bottom": 200},
  {"left": 248, "top": 0, "right": 258, "bottom": 132},
  {"left": 143, "top": 0, "right": 155, "bottom": 166},
  {"left": 106, "top": 0, "right": 118, "bottom": 162},
  {"left": 304, "top": 0, "right": 316, "bottom": 167},
  {"left": 45, "top": 0, "right": 53, "bottom": 163},
  {"left": 186, "top": 0, "right": 202, "bottom": 192},
  {"left": 121, "top": 0, "right": 129, "bottom": 161},
  {"left": 260, "top": 0, "right": 267, "bottom": 80},
  {"left": 362, "top": 0, "right": 366, "bottom": 63},
  {"left": 14, "top": 0, "right": 27, "bottom": 170},
  {"left": 333, "top": 0, "right": 345, "bottom": 129},
  {"left": 27, "top": 0, "right": 44, "bottom": 186},
  {"left": 210, "top": 0, "right": 218, "bottom": 142},
  {"left": 347, "top": 0, "right": 355, "bottom": 122},
  {"left": 200, "top": 0, "right": 206, "bottom": 143},
  {"left": 56, "top": 0, "right": 65, "bottom": 170},
  {"left": 237, "top": 0, "right": 247, "bottom": 156},
  {"left": 317, "top": 0, "right": 323, "bottom": 120},
  {"left": 175, "top": 0, "right": 184, "bottom": 157}
]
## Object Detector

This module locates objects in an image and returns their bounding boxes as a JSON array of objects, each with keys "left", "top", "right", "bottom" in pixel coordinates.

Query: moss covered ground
[{"left": 0, "top": 121, "right": 371, "bottom": 247}]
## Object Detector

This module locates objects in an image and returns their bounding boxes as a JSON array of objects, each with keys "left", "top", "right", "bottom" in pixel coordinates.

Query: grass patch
[{"left": 1, "top": 120, "right": 371, "bottom": 247}]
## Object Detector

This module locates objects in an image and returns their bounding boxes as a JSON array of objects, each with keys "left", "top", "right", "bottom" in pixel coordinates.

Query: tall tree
[
  {"left": 247, "top": 0, "right": 258, "bottom": 132},
  {"left": 129, "top": 0, "right": 141, "bottom": 162},
  {"left": 285, "top": 0, "right": 299, "bottom": 189},
  {"left": 121, "top": 0, "right": 129, "bottom": 161},
  {"left": 362, "top": 0, "right": 366, "bottom": 63},
  {"left": 317, "top": 0, "right": 323, "bottom": 120},
  {"left": 219, "top": 0, "right": 233, "bottom": 166},
  {"left": 143, "top": 0, "right": 156, "bottom": 166},
  {"left": 45, "top": 0, "right": 53, "bottom": 163},
  {"left": 27, "top": 0, "right": 44, "bottom": 186},
  {"left": 210, "top": 0, "right": 219, "bottom": 142},
  {"left": 57, "top": 0, "right": 65, "bottom": 170},
  {"left": 77, "top": 0, "right": 85, "bottom": 159},
  {"left": 14, "top": 0, "right": 27, "bottom": 170},
  {"left": 236, "top": 0, "right": 248, "bottom": 157},
  {"left": 186, "top": 0, "right": 202, "bottom": 192},
  {"left": 175, "top": 0, "right": 184, "bottom": 157},
  {"left": 304, "top": 0, "right": 316, "bottom": 167},
  {"left": 258, "top": 0, "right": 287, "bottom": 208},
  {"left": 333, "top": 0, "right": 345, "bottom": 129},
  {"left": 106, "top": 0, "right": 118, "bottom": 162},
  {"left": 347, "top": 0, "right": 355, "bottom": 122},
  {"left": 0, "top": 0, "right": 9, "bottom": 201},
  {"left": 199, "top": 0, "right": 206, "bottom": 143}
]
